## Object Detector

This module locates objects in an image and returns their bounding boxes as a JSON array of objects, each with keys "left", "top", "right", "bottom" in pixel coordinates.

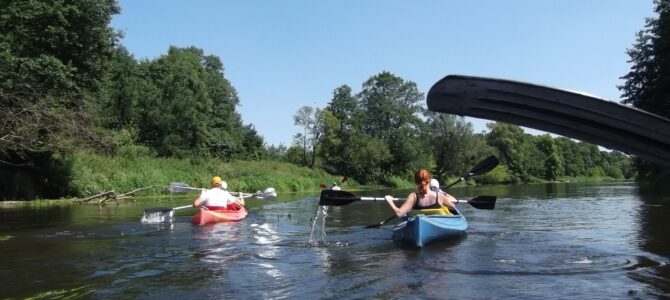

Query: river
[{"left": 0, "top": 182, "right": 668, "bottom": 299}]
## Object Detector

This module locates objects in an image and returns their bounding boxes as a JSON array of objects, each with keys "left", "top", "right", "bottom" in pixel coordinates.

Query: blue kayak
[{"left": 392, "top": 208, "right": 467, "bottom": 247}]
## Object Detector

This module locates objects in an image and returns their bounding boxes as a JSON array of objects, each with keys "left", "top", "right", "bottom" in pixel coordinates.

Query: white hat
[
  {"left": 430, "top": 178, "right": 440, "bottom": 190},
  {"left": 220, "top": 181, "right": 228, "bottom": 190}
]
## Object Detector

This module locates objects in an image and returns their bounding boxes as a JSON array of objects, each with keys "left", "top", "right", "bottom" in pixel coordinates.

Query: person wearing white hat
[
  {"left": 430, "top": 178, "right": 456, "bottom": 198},
  {"left": 193, "top": 176, "right": 245, "bottom": 209}
]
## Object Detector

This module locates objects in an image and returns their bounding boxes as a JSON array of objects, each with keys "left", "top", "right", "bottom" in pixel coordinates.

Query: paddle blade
[
  {"left": 318, "top": 190, "right": 361, "bottom": 206},
  {"left": 255, "top": 187, "right": 277, "bottom": 200},
  {"left": 468, "top": 156, "right": 499, "bottom": 177},
  {"left": 364, "top": 215, "right": 397, "bottom": 228},
  {"left": 319, "top": 183, "right": 327, "bottom": 189},
  {"left": 467, "top": 196, "right": 496, "bottom": 210},
  {"left": 168, "top": 182, "right": 199, "bottom": 193},
  {"left": 141, "top": 207, "right": 175, "bottom": 223},
  {"left": 341, "top": 176, "right": 349, "bottom": 183}
]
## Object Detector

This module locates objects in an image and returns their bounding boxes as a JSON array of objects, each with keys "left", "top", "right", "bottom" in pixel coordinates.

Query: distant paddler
[{"left": 193, "top": 176, "right": 245, "bottom": 209}]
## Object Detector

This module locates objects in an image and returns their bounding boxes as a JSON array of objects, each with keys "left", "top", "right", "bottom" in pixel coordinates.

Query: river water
[{"left": 1, "top": 182, "right": 669, "bottom": 299}]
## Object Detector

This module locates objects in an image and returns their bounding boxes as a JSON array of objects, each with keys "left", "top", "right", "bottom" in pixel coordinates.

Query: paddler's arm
[
  {"left": 385, "top": 193, "right": 415, "bottom": 217},
  {"left": 440, "top": 193, "right": 457, "bottom": 209},
  {"left": 236, "top": 192, "right": 245, "bottom": 206},
  {"left": 193, "top": 189, "right": 206, "bottom": 207},
  {"left": 193, "top": 197, "right": 202, "bottom": 207}
]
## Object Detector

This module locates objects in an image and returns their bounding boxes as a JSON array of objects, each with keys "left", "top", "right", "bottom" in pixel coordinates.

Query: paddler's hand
[{"left": 384, "top": 195, "right": 394, "bottom": 204}]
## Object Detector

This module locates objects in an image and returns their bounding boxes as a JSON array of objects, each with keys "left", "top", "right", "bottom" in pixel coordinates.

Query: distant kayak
[
  {"left": 392, "top": 208, "right": 467, "bottom": 247},
  {"left": 192, "top": 206, "right": 248, "bottom": 225}
]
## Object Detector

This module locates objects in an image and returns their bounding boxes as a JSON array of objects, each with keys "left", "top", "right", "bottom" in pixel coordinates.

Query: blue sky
[{"left": 112, "top": 1, "right": 654, "bottom": 147}]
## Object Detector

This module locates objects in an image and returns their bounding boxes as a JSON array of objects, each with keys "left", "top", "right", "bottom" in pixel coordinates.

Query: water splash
[
  {"left": 140, "top": 211, "right": 173, "bottom": 224},
  {"left": 308, "top": 205, "right": 329, "bottom": 246}
]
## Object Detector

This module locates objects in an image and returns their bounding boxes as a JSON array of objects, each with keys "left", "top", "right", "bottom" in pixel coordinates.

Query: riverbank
[
  {"left": 67, "top": 152, "right": 358, "bottom": 197},
  {"left": 3, "top": 151, "right": 635, "bottom": 201}
]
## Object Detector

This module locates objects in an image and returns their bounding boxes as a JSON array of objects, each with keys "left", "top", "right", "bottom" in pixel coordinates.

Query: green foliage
[
  {"left": 587, "top": 166, "right": 605, "bottom": 177},
  {"left": 475, "top": 165, "right": 511, "bottom": 184},
  {"left": 619, "top": 0, "right": 670, "bottom": 181},
  {"left": 292, "top": 106, "right": 324, "bottom": 168},
  {"left": 68, "top": 152, "right": 356, "bottom": 197},
  {"left": 485, "top": 122, "right": 535, "bottom": 182},
  {"left": 0, "top": 0, "right": 120, "bottom": 94},
  {"left": 97, "top": 45, "right": 265, "bottom": 160},
  {"left": 424, "top": 112, "right": 494, "bottom": 181},
  {"left": 0, "top": 0, "right": 120, "bottom": 164},
  {"left": 284, "top": 145, "right": 305, "bottom": 166},
  {"left": 603, "top": 165, "right": 625, "bottom": 179},
  {"left": 535, "top": 134, "right": 562, "bottom": 181}
]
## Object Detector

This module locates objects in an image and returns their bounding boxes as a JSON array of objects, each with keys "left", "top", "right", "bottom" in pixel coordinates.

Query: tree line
[
  {"left": 1, "top": 0, "right": 668, "bottom": 199},
  {"left": 286, "top": 72, "right": 635, "bottom": 185}
]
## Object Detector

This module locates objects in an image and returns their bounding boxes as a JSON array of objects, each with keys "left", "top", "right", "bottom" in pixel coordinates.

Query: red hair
[{"left": 414, "top": 169, "right": 431, "bottom": 195}]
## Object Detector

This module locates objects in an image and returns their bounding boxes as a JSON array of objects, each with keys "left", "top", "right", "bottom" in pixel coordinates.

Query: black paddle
[
  {"left": 168, "top": 182, "right": 277, "bottom": 200},
  {"left": 364, "top": 155, "right": 499, "bottom": 228},
  {"left": 361, "top": 195, "right": 496, "bottom": 228},
  {"left": 319, "top": 190, "right": 495, "bottom": 209}
]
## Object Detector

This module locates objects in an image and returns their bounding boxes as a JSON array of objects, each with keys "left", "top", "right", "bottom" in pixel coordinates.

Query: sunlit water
[{"left": 1, "top": 182, "right": 669, "bottom": 299}]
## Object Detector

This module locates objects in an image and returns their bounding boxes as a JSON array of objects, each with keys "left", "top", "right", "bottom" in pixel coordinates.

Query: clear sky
[{"left": 111, "top": 1, "right": 654, "bottom": 147}]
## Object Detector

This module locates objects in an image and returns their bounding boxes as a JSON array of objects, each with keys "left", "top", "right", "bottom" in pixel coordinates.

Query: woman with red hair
[{"left": 384, "top": 169, "right": 457, "bottom": 217}]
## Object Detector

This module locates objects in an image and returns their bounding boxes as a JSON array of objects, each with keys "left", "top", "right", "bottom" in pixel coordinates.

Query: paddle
[
  {"left": 319, "top": 190, "right": 496, "bottom": 209},
  {"left": 359, "top": 195, "right": 496, "bottom": 228},
  {"left": 141, "top": 205, "right": 193, "bottom": 223},
  {"left": 363, "top": 155, "right": 499, "bottom": 228},
  {"left": 168, "top": 182, "right": 277, "bottom": 200}
]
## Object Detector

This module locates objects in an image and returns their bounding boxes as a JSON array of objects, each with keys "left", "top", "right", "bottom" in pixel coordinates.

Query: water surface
[{"left": 1, "top": 182, "right": 669, "bottom": 299}]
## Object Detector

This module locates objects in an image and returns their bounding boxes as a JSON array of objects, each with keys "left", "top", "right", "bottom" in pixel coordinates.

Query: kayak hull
[
  {"left": 192, "top": 206, "right": 248, "bottom": 225},
  {"left": 392, "top": 209, "right": 467, "bottom": 247}
]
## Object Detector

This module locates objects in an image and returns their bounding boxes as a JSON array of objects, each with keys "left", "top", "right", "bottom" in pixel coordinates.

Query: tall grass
[{"left": 69, "top": 152, "right": 356, "bottom": 197}]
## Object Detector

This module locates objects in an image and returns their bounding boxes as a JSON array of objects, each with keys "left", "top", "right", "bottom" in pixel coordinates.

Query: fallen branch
[
  {"left": 75, "top": 185, "right": 163, "bottom": 205},
  {"left": 78, "top": 191, "right": 115, "bottom": 203}
]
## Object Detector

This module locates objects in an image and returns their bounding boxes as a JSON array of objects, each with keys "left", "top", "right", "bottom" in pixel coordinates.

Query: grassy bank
[{"left": 70, "top": 152, "right": 356, "bottom": 197}]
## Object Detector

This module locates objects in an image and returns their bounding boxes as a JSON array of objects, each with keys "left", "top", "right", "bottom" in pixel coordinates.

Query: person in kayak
[
  {"left": 331, "top": 182, "right": 342, "bottom": 190},
  {"left": 430, "top": 178, "right": 453, "bottom": 197},
  {"left": 384, "top": 169, "right": 457, "bottom": 216},
  {"left": 193, "top": 176, "right": 245, "bottom": 209}
]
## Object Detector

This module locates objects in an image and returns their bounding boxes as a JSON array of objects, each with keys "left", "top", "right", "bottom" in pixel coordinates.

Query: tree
[
  {"left": 293, "top": 106, "right": 324, "bottom": 168},
  {"left": 0, "top": 0, "right": 121, "bottom": 164},
  {"left": 485, "top": 122, "right": 535, "bottom": 182},
  {"left": 535, "top": 134, "right": 562, "bottom": 181},
  {"left": 619, "top": 0, "right": 670, "bottom": 180},
  {"left": 424, "top": 112, "right": 493, "bottom": 182},
  {"left": 620, "top": 0, "right": 670, "bottom": 118},
  {"left": 357, "top": 71, "right": 425, "bottom": 176}
]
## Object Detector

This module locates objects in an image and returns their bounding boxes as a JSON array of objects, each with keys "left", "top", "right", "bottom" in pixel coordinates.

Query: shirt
[{"left": 199, "top": 188, "right": 238, "bottom": 207}]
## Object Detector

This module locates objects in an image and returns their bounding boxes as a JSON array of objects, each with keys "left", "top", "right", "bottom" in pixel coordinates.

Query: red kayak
[{"left": 191, "top": 205, "right": 248, "bottom": 225}]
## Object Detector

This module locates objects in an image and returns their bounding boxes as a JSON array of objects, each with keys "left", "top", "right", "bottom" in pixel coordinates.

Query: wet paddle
[
  {"left": 141, "top": 205, "right": 193, "bottom": 223},
  {"left": 318, "top": 190, "right": 496, "bottom": 210},
  {"left": 364, "top": 155, "right": 499, "bottom": 228},
  {"left": 142, "top": 184, "right": 277, "bottom": 223},
  {"left": 361, "top": 195, "right": 496, "bottom": 228},
  {"left": 168, "top": 182, "right": 277, "bottom": 200}
]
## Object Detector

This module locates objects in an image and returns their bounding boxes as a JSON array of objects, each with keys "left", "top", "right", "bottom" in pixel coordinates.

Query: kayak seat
[{"left": 411, "top": 205, "right": 454, "bottom": 216}]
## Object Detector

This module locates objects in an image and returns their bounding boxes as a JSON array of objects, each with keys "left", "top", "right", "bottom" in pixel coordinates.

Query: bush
[{"left": 475, "top": 165, "right": 510, "bottom": 184}]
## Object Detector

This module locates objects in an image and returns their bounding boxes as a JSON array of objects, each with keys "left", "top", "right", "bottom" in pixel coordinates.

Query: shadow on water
[{"left": 632, "top": 183, "right": 670, "bottom": 295}]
